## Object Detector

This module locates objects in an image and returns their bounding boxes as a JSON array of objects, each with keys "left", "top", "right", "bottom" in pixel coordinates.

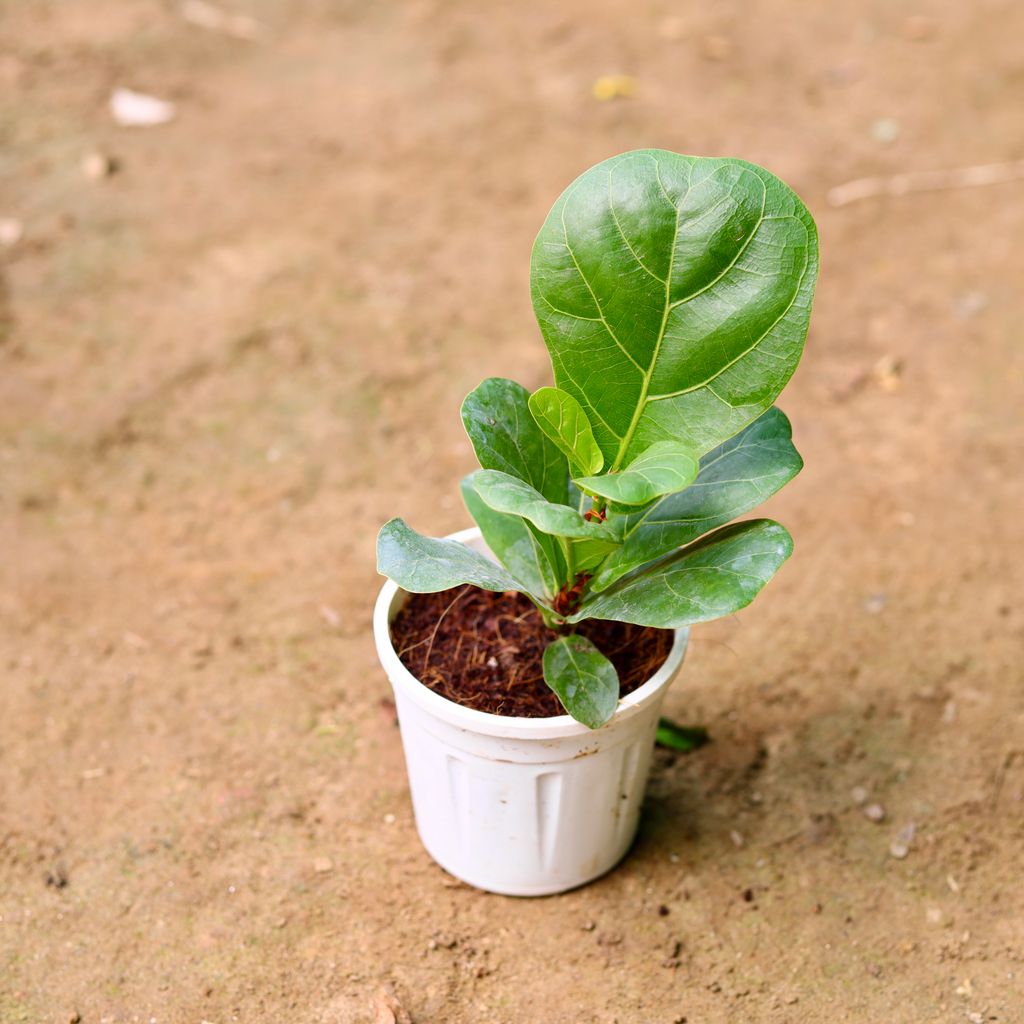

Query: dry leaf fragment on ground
[
  {"left": 110, "top": 88, "right": 177, "bottom": 127},
  {"left": 592, "top": 74, "right": 636, "bottom": 100},
  {"left": 371, "top": 987, "right": 412, "bottom": 1024},
  {"left": 872, "top": 354, "right": 903, "bottom": 391}
]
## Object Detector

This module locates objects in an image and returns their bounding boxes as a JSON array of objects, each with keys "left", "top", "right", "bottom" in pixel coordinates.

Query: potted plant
[{"left": 374, "top": 149, "right": 818, "bottom": 896}]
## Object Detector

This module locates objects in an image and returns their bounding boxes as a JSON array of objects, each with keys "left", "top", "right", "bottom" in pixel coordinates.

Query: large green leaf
[
  {"left": 528, "top": 387, "right": 604, "bottom": 476},
  {"left": 590, "top": 407, "right": 802, "bottom": 592},
  {"left": 542, "top": 634, "right": 620, "bottom": 728},
  {"left": 460, "top": 476, "right": 561, "bottom": 600},
  {"left": 461, "top": 377, "right": 568, "bottom": 503},
  {"left": 531, "top": 150, "right": 818, "bottom": 468},
  {"left": 470, "top": 469, "right": 619, "bottom": 541},
  {"left": 575, "top": 440, "right": 698, "bottom": 506},
  {"left": 377, "top": 518, "right": 525, "bottom": 594},
  {"left": 570, "top": 520, "right": 793, "bottom": 628}
]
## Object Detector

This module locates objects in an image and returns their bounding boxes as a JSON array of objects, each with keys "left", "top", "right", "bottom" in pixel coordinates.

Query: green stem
[
  {"left": 539, "top": 606, "right": 568, "bottom": 632},
  {"left": 560, "top": 536, "right": 576, "bottom": 583}
]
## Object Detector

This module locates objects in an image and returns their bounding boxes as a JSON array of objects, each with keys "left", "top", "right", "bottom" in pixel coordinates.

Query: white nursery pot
[{"left": 373, "top": 527, "right": 689, "bottom": 897}]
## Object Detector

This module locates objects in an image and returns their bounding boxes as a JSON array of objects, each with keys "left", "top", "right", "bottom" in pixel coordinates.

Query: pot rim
[{"left": 373, "top": 527, "right": 689, "bottom": 740}]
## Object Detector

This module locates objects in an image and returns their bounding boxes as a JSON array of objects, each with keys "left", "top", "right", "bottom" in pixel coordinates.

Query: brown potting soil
[{"left": 390, "top": 586, "right": 675, "bottom": 718}]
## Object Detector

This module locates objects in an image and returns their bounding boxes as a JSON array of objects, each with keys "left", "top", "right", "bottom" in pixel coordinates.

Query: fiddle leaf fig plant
[{"left": 377, "top": 149, "right": 819, "bottom": 729}]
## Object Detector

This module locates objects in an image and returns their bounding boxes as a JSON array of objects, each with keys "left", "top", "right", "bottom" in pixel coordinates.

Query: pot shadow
[{"left": 630, "top": 692, "right": 937, "bottom": 868}]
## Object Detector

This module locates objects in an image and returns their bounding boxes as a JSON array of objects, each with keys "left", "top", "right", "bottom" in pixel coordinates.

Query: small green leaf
[
  {"left": 571, "top": 536, "right": 621, "bottom": 573},
  {"left": 377, "top": 518, "right": 526, "bottom": 594},
  {"left": 460, "top": 476, "right": 561, "bottom": 599},
  {"left": 542, "top": 634, "right": 620, "bottom": 729},
  {"left": 575, "top": 441, "right": 699, "bottom": 506},
  {"left": 590, "top": 407, "right": 802, "bottom": 592},
  {"left": 570, "top": 520, "right": 793, "bottom": 628},
  {"left": 461, "top": 377, "right": 568, "bottom": 503},
  {"left": 528, "top": 386, "right": 604, "bottom": 477},
  {"left": 470, "top": 469, "right": 619, "bottom": 541},
  {"left": 655, "top": 719, "right": 709, "bottom": 752}
]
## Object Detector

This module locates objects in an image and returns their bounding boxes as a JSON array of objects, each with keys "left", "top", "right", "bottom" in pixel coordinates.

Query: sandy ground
[{"left": 2, "top": 1, "right": 1023, "bottom": 1021}]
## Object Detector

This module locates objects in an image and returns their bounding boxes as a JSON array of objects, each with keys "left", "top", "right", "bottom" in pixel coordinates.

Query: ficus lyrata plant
[{"left": 377, "top": 149, "right": 819, "bottom": 729}]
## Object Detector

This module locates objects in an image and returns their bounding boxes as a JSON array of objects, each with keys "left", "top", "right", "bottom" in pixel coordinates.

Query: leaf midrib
[{"left": 608, "top": 156, "right": 690, "bottom": 471}]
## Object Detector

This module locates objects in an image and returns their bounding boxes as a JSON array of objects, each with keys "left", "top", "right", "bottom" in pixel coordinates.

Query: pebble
[
  {"left": 729, "top": 829, "right": 745, "bottom": 848},
  {"left": 871, "top": 118, "right": 901, "bottom": 144},
  {"left": 864, "top": 593, "right": 888, "bottom": 614},
  {"left": 0, "top": 217, "right": 23, "bottom": 247},
  {"left": 110, "top": 88, "right": 177, "bottom": 127},
  {"left": 313, "top": 856, "right": 334, "bottom": 873},
  {"left": 82, "top": 151, "right": 116, "bottom": 180},
  {"left": 851, "top": 785, "right": 869, "bottom": 806},
  {"left": 863, "top": 803, "right": 886, "bottom": 823},
  {"left": 889, "top": 822, "right": 916, "bottom": 859}
]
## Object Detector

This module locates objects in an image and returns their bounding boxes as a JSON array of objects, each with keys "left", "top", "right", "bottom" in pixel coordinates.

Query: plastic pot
[{"left": 373, "top": 527, "right": 689, "bottom": 896}]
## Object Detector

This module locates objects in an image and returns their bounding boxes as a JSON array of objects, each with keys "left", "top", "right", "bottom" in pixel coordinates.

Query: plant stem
[
  {"left": 560, "top": 536, "right": 576, "bottom": 583},
  {"left": 540, "top": 607, "right": 569, "bottom": 632}
]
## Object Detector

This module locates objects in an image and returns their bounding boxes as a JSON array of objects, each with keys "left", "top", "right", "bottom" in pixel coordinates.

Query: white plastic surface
[{"left": 373, "top": 528, "right": 689, "bottom": 896}]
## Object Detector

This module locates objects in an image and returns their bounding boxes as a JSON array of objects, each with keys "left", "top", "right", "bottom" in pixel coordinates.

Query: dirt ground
[{"left": 2, "top": 1, "right": 1023, "bottom": 1021}]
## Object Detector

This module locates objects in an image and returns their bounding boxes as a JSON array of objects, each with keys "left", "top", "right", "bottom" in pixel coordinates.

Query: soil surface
[
  {"left": 2, "top": 2, "right": 1023, "bottom": 1022},
  {"left": 391, "top": 586, "right": 674, "bottom": 718}
]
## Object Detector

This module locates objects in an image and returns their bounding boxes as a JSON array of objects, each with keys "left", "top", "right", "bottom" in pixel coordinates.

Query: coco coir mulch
[{"left": 390, "top": 586, "right": 674, "bottom": 718}]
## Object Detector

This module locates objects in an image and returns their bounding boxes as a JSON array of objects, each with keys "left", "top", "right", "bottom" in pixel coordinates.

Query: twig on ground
[{"left": 827, "top": 159, "right": 1024, "bottom": 207}]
